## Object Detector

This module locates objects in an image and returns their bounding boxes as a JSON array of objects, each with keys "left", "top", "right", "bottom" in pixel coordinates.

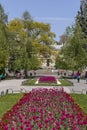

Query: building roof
[{"left": 52, "top": 44, "right": 63, "bottom": 50}]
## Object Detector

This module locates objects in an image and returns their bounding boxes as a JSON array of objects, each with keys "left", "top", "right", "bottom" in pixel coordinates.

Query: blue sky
[{"left": 0, "top": 0, "right": 80, "bottom": 41}]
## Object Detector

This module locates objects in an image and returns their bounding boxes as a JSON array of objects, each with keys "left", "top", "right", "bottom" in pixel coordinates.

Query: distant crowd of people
[{"left": 15, "top": 70, "right": 37, "bottom": 79}]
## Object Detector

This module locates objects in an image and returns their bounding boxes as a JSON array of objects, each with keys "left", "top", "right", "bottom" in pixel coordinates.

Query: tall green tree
[
  {"left": 59, "top": 25, "right": 74, "bottom": 46},
  {"left": 22, "top": 13, "right": 56, "bottom": 67},
  {"left": 22, "top": 11, "right": 32, "bottom": 21},
  {"left": 0, "top": 4, "right": 8, "bottom": 23},
  {"left": 6, "top": 10, "right": 56, "bottom": 71},
  {"left": 55, "top": 24, "right": 87, "bottom": 70},
  {"left": 76, "top": 0, "right": 87, "bottom": 38},
  {"left": 76, "top": 0, "right": 87, "bottom": 51},
  {"left": 7, "top": 19, "right": 25, "bottom": 70},
  {"left": 0, "top": 4, "right": 9, "bottom": 72}
]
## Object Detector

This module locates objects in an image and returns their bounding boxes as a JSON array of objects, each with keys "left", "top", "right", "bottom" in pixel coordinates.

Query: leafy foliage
[
  {"left": 0, "top": 5, "right": 56, "bottom": 72},
  {"left": 76, "top": 0, "right": 87, "bottom": 38},
  {"left": 55, "top": 24, "right": 87, "bottom": 70}
]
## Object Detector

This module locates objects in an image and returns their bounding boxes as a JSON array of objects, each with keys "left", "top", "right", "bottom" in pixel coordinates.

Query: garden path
[{"left": 0, "top": 78, "right": 87, "bottom": 94}]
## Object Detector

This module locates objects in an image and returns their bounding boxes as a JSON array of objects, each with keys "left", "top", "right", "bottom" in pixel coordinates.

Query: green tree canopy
[
  {"left": 0, "top": 4, "right": 9, "bottom": 71},
  {"left": 55, "top": 24, "right": 87, "bottom": 70}
]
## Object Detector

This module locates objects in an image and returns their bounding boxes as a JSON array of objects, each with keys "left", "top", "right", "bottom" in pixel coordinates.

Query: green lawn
[
  {"left": 0, "top": 93, "right": 87, "bottom": 119},
  {"left": 71, "top": 94, "right": 87, "bottom": 114},
  {"left": 22, "top": 79, "right": 73, "bottom": 86},
  {"left": 0, "top": 93, "right": 23, "bottom": 119}
]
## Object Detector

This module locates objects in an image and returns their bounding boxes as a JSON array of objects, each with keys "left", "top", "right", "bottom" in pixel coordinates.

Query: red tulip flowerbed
[
  {"left": 38, "top": 76, "right": 57, "bottom": 84},
  {"left": 0, "top": 88, "right": 87, "bottom": 130}
]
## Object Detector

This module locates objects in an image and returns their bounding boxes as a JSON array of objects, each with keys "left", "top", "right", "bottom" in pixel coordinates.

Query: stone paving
[
  {"left": 0, "top": 78, "right": 87, "bottom": 95},
  {"left": 68, "top": 79, "right": 87, "bottom": 94}
]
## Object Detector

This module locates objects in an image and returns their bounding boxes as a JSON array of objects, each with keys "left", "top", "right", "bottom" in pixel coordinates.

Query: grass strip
[{"left": 0, "top": 93, "right": 23, "bottom": 119}]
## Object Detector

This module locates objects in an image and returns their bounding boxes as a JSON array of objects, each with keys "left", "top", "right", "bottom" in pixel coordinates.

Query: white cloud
[{"left": 34, "top": 17, "right": 73, "bottom": 21}]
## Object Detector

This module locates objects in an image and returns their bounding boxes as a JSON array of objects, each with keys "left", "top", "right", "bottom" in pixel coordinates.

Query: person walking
[
  {"left": 34, "top": 71, "right": 36, "bottom": 77},
  {"left": 76, "top": 70, "right": 81, "bottom": 83},
  {"left": 85, "top": 70, "right": 87, "bottom": 84}
]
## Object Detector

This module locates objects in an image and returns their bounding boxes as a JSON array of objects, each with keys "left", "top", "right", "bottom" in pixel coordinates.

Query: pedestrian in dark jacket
[
  {"left": 76, "top": 71, "right": 81, "bottom": 83},
  {"left": 85, "top": 71, "right": 87, "bottom": 84}
]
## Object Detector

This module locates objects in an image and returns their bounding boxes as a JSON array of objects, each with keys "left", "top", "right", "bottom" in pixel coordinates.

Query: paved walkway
[
  {"left": 0, "top": 78, "right": 87, "bottom": 95},
  {"left": 68, "top": 79, "right": 87, "bottom": 94}
]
